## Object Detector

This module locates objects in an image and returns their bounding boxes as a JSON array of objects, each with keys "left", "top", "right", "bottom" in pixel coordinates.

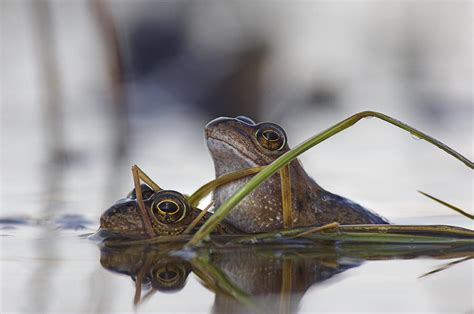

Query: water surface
[{"left": 1, "top": 215, "right": 472, "bottom": 313}]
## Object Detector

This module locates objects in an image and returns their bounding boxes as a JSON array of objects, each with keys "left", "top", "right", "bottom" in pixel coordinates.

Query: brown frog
[
  {"left": 206, "top": 116, "right": 389, "bottom": 233},
  {"left": 100, "top": 184, "right": 240, "bottom": 238}
]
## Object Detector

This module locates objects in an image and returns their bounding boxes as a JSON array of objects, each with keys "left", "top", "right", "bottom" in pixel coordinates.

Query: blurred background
[
  {"left": 1, "top": 0, "right": 472, "bottom": 222},
  {"left": 1, "top": 1, "right": 473, "bottom": 313}
]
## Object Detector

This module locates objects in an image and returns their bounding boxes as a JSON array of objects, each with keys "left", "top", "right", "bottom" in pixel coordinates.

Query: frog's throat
[{"left": 206, "top": 137, "right": 260, "bottom": 169}]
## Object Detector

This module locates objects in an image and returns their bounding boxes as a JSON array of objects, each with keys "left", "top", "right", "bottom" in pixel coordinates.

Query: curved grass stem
[
  {"left": 187, "top": 167, "right": 264, "bottom": 207},
  {"left": 187, "top": 111, "right": 473, "bottom": 246}
]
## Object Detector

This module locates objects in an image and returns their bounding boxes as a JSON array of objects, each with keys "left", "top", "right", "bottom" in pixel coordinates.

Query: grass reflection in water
[{"left": 97, "top": 236, "right": 473, "bottom": 313}]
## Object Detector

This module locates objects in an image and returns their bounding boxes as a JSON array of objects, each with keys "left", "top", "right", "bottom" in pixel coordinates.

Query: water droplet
[{"left": 410, "top": 133, "right": 422, "bottom": 140}]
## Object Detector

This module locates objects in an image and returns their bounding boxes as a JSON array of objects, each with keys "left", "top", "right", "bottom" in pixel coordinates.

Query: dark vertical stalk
[
  {"left": 29, "top": 1, "right": 64, "bottom": 312},
  {"left": 32, "top": 0, "right": 66, "bottom": 166},
  {"left": 90, "top": 0, "right": 130, "bottom": 202}
]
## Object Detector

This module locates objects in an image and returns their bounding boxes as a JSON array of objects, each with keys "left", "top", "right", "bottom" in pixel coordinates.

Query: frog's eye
[
  {"left": 150, "top": 190, "right": 188, "bottom": 224},
  {"left": 152, "top": 263, "right": 188, "bottom": 291},
  {"left": 255, "top": 125, "right": 286, "bottom": 151}
]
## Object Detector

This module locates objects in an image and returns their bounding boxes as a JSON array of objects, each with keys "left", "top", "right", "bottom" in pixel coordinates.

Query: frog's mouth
[
  {"left": 206, "top": 136, "right": 259, "bottom": 168},
  {"left": 205, "top": 117, "right": 278, "bottom": 169}
]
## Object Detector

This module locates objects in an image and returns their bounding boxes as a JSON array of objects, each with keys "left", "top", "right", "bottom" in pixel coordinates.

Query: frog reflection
[
  {"left": 97, "top": 239, "right": 474, "bottom": 313},
  {"left": 100, "top": 244, "right": 193, "bottom": 303},
  {"left": 98, "top": 242, "right": 360, "bottom": 313},
  {"left": 208, "top": 248, "right": 359, "bottom": 314}
]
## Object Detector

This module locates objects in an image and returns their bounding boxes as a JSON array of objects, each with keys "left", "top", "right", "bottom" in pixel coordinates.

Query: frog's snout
[
  {"left": 205, "top": 117, "right": 232, "bottom": 138},
  {"left": 205, "top": 116, "right": 255, "bottom": 139},
  {"left": 100, "top": 199, "right": 146, "bottom": 237}
]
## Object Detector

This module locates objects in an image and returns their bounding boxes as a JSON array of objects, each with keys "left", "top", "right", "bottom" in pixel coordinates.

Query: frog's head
[
  {"left": 99, "top": 244, "right": 192, "bottom": 301},
  {"left": 149, "top": 259, "right": 192, "bottom": 292},
  {"left": 100, "top": 186, "right": 204, "bottom": 238},
  {"left": 205, "top": 116, "right": 290, "bottom": 175}
]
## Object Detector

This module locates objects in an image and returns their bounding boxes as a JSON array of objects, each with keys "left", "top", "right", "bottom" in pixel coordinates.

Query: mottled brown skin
[
  {"left": 206, "top": 116, "right": 389, "bottom": 233},
  {"left": 100, "top": 185, "right": 240, "bottom": 238}
]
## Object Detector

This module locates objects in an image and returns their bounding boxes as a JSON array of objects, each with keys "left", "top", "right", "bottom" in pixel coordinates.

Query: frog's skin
[
  {"left": 100, "top": 185, "right": 240, "bottom": 238},
  {"left": 206, "top": 116, "right": 389, "bottom": 233}
]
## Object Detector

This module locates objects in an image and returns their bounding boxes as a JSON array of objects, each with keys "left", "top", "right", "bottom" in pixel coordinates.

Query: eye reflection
[
  {"left": 157, "top": 200, "right": 179, "bottom": 214},
  {"left": 262, "top": 130, "right": 279, "bottom": 141},
  {"left": 151, "top": 263, "right": 190, "bottom": 291},
  {"left": 158, "top": 270, "right": 178, "bottom": 282},
  {"left": 255, "top": 125, "right": 286, "bottom": 151}
]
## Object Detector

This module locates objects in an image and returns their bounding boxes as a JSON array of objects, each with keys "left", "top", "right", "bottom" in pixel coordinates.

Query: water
[
  {"left": 2, "top": 1, "right": 473, "bottom": 312},
  {"left": 1, "top": 110, "right": 472, "bottom": 313},
  {"left": 1, "top": 216, "right": 472, "bottom": 313}
]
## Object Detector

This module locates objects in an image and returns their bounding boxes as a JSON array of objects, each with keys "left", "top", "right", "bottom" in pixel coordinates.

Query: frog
[
  {"left": 100, "top": 184, "right": 240, "bottom": 238},
  {"left": 205, "top": 116, "right": 389, "bottom": 233}
]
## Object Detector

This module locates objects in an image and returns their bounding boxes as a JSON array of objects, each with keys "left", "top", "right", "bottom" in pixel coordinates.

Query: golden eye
[
  {"left": 256, "top": 125, "right": 286, "bottom": 151},
  {"left": 157, "top": 200, "right": 179, "bottom": 215},
  {"left": 152, "top": 264, "right": 188, "bottom": 290},
  {"left": 150, "top": 191, "right": 188, "bottom": 224},
  {"left": 157, "top": 270, "right": 178, "bottom": 283}
]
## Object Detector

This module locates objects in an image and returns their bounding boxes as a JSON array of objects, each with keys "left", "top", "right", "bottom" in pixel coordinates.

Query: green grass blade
[
  {"left": 418, "top": 190, "right": 473, "bottom": 220},
  {"left": 187, "top": 167, "right": 264, "bottom": 207},
  {"left": 229, "top": 224, "right": 474, "bottom": 245},
  {"left": 192, "top": 257, "right": 259, "bottom": 309},
  {"left": 188, "top": 111, "right": 473, "bottom": 246},
  {"left": 418, "top": 257, "right": 473, "bottom": 278}
]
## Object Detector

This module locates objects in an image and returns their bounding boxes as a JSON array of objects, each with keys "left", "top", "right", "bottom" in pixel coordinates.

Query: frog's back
[{"left": 314, "top": 191, "right": 389, "bottom": 225}]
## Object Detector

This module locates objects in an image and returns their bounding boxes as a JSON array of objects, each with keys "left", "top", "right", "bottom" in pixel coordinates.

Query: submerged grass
[
  {"left": 187, "top": 111, "right": 473, "bottom": 246},
  {"left": 192, "top": 256, "right": 259, "bottom": 309}
]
